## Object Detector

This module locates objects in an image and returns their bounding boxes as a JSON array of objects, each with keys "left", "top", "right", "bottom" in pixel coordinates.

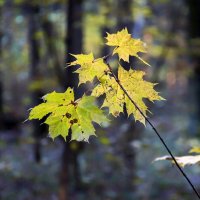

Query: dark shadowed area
[{"left": 0, "top": 0, "right": 200, "bottom": 199}]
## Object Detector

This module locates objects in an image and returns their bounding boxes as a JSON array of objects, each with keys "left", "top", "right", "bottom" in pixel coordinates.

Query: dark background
[{"left": 0, "top": 0, "right": 200, "bottom": 199}]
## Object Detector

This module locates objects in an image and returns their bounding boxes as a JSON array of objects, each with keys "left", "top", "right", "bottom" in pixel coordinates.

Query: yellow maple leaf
[
  {"left": 92, "top": 65, "right": 164, "bottom": 124},
  {"left": 118, "top": 65, "right": 164, "bottom": 102},
  {"left": 68, "top": 53, "right": 107, "bottom": 85},
  {"left": 92, "top": 75, "right": 124, "bottom": 117},
  {"left": 106, "top": 28, "right": 149, "bottom": 66},
  {"left": 119, "top": 65, "right": 164, "bottom": 123}
]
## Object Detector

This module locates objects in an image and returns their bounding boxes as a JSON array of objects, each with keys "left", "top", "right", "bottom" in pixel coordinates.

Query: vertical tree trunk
[
  {"left": 100, "top": 0, "right": 111, "bottom": 57},
  {"left": 27, "top": 3, "right": 44, "bottom": 163},
  {"left": 0, "top": 5, "right": 3, "bottom": 116},
  {"left": 59, "top": 1, "right": 83, "bottom": 200},
  {"left": 116, "top": 0, "right": 134, "bottom": 69},
  {"left": 115, "top": 0, "right": 137, "bottom": 194},
  {"left": 116, "top": 0, "right": 133, "bottom": 31},
  {"left": 41, "top": 16, "right": 65, "bottom": 86},
  {"left": 188, "top": 0, "right": 200, "bottom": 132},
  {"left": 65, "top": 0, "right": 83, "bottom": 88}
]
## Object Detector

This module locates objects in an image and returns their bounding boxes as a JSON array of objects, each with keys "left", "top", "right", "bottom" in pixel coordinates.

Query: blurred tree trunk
[
  {"left": 0, "top": 5, "right": 3, "bottom": 116},
  {"left": 59, "top": 0, "right": 83, "bottom": 200},
  {"left": 187, "top": 0, "right": 200, "bottom": 131},
  {"left": 27, "top": 3, "right": 44, "bottom": 163},
  {"left": 41, "top": 16, "right": 65, "bottom": 86},
  {"left": 100, "top": 0, "right": 111, "bottom": 57},
  {"left": 65, "top": 0, "right": 83, "bottom": 88},
  {"left": 151, "top": 1, "right": 181, "bottom": 82},
  {"left": 114, "top": 0, "right": 138, "bottom": 195},
  {"left": 116, "top": 0, "right": 134, "bottom": 69},
  {"left": 0, "top": 6, "right": 3, "bottom": 132},
  {"left": 116, "top": 0, "right": 133, "bottom": 31}
]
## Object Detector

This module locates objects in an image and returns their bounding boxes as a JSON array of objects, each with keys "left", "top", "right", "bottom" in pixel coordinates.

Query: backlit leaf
[
  {"left": 68, "top": 53, "right": 108, "bottom": 85},
  {"left": 29, "top": 88, "right": 108, "bottom": 142},
  {"left": 118, "top": 65, "right": 164, "bottom": 124},
  {"left": 92, "top": 65, "right": 164, "bottom": 124},
  {"left": 92, "top": 75, "right": 124, "bottom": 117},
  {"left": 105, "top": 28, "right": 149, "bottom": 65}
]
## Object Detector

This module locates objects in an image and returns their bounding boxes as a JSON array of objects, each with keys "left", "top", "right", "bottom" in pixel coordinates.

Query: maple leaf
[
  {"left": 29, "top": 88, "right": 74, "bottom": 121},
  {"left": 68, "top": 53, "right": 108, "bottom": 85},
  {"left": 105, "top": 28, "right": 149, "bottom": 66},
  {"left": 92, "top": 75, "right": 124, "bottom": 117},
  {"left": 71, "top": 95, "right": 109, "bottom": 141},
  {"left": 92, "top": 65, "right": 164, "bottom": 124},
  {"left": 118, "top": 65, "right": 164, "bottom": 123},
  {"left": 154, "top": 155, "right": 200, "bottom": 167},
  {"left": 29, "top": 88, "right": 108, "bottom": 142}
]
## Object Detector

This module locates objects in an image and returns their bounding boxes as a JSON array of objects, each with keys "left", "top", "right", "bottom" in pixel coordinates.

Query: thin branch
[{"left": 104, "top": 58, "right": 200, "bottom": 199}]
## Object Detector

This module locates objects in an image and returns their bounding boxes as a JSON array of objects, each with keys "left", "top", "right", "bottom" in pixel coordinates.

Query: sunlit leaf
[
  {"left": 68, "top": 53, "right": 108, "bottom": 85},
  {"left": 105, "top": 28, "right": 149, "bottom": 65},
  {"left": 29, "top": 88, "right": 108, "bottom": 142},
  {"left": 92, "top": 65, "right": 163, "bottom": 124}
]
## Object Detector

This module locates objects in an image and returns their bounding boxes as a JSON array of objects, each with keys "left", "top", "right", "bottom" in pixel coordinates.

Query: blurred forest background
[{"left": 0, "top": 0, "right": 200, "bottom": 199}]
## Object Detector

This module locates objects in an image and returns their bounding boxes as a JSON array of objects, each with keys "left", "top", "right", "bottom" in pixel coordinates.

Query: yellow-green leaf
[
  {"left": 46, "top": 116, "right": 71, "bottom": 139},
  {"left": 105, "top": 28, "right": 149, "bottom": 65},
  {"left": 29, "top": 88, "right": 108, "bottom": 142},
  {"left": 118, "top": 65, "right": 164, "bottom": 123},
  {"left": 92, "top": 75, "right": 124, "bottom": 117},
  {"left": 68, "top": 53, "right": 108, "bottom": 85},
  {"left": 92, "top": 65, "right": 164, "bottom": 124}
]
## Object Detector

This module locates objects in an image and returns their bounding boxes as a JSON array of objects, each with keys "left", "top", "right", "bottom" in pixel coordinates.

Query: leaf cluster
[{"left": 28, "top": 28, "right": 164, "bottom": 142}]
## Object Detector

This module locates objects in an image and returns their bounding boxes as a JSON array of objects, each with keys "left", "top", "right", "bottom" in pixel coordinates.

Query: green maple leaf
[
  {"left": 92, "top": 65, "right": 164, "bottom": 124},
  {"left": 105, "top": 28, "right": 149, "bottom": 66},
  {"left": 29, "top": 88, "right": 108, "bottom": 142},
  {"left": 68, "top": 53, "right": 108, "bottom": 85}
]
